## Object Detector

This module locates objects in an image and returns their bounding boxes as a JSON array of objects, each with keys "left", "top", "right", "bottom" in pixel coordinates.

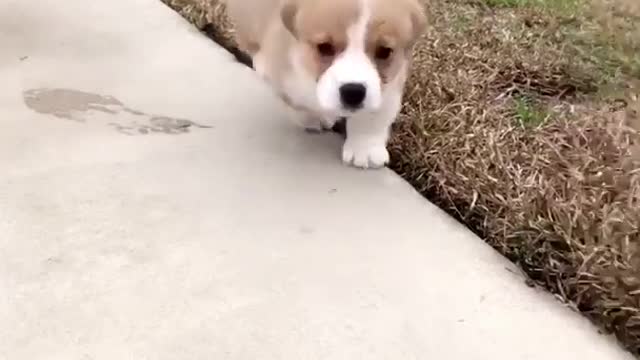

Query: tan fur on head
[
  {"left": 224, "top": 0, "right": 281, "bottom": 55},
  {"left": 280, "top": 0, "right": 298, "bottom": 37},
  {"left": 278, "top": 0, "right": 426, "bottom": 85},
  {"left": 281, "top": 0, "right": 362, "bottom": 81},
  {"left": 404, "top": 0, "right": 428, "bottom": 45},
  {"left": 366, "top": 0, "right": 427, "bottom": 83}
]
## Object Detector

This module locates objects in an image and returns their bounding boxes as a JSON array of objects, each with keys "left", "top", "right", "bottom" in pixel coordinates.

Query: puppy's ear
[
  {"left": 280, "top": 0, "right": 299, "bottom": 37},
  {"left": 407, "top": 0, "right": 427, "bottom": 45}
]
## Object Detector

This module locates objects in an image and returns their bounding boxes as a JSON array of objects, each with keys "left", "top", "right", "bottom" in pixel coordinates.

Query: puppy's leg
[
  {"left": 278, "top": 92, "right": 335, "bottom": 132},
  {"left": 285, "top": 106, "right": 329, "bottom": 132},
  {"left": 342, "top": 95, "right": 402, "bottom": 169},
  {"left": 319, "top": 114, "right": 338, "bottom": 131}
]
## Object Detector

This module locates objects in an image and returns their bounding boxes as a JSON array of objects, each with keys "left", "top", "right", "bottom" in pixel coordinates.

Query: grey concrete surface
[{"left": 0, "top": 0, "right": 632, "bottom": 359}]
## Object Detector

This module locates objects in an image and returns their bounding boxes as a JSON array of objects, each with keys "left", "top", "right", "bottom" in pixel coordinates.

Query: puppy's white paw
[
  {"left": 319, "top": 115, "right": 338, "bottom": 130},
  {"left": 342, "top": 139, "right": 389, "bottom": 169},
  {"left": 288, "top": 109, "right": 327, "bottom": 133},
  {"left": 303, "top": 115, "right": 337, "bottom": 132},
  {"left": 302, "top": 120, "right": 325, "bottom": 133}
]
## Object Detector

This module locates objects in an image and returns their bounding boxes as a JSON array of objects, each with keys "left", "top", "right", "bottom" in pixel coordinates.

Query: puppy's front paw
[
  {"left": 302, "top": 121, "right": 325, "bottom": 133},
  {"left": 342, "top": 139, "right": 389, "bottom": 169},
  {"left": 304, "top": 115, "right": 337, "bottom": 133},
  {"left": 287, "top": 109, "right": 329, "bottom": 133}
]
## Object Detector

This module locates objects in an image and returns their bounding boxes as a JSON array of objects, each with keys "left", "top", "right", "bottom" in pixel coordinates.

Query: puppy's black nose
[{"left": 339, "top": 83, "right": 367, "bottom": 109}]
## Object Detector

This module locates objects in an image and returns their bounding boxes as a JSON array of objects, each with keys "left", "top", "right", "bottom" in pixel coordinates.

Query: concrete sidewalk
[{"left": 0, "top": 0, "right": 632, "bottom": 359}]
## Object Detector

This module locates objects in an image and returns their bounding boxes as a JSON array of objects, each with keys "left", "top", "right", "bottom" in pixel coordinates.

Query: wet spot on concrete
[
  {"left": 108, "top": 116, "right": 209, "bottom": 136},
  {"left": 24, "top": 88, "right": 121, "bottom": 121},
  {"left": 23, "top": 88, "right": 211, "bottom": 135}
]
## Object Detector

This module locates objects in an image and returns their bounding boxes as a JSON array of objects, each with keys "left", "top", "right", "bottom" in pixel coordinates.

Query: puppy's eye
[
  {"left": 374, "top": 46, "right": 393, "bottom": 60},
  {"left": 316, "top": 42, "right": 336, "bottom": 57}
]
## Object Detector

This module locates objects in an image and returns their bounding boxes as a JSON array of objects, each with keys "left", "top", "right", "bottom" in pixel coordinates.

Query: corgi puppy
[{"left": 226, "top": 0, "right": 426, "bottom": 168}]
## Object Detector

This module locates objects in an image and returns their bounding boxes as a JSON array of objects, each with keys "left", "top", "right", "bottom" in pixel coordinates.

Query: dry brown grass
[
  {"left": 162, "top": 0, "right": 235, "bottom": 44},
  {"left": 161, "top": 0, "right": 640, "bottom": 355}
]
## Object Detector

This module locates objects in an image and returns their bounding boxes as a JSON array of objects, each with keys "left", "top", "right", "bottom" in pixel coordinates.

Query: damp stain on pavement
[{"left": 23, "top": 88, "right": 211, "bottom": 135}]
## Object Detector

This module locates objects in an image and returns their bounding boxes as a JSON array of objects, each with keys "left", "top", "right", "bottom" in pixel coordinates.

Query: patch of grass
[
  {"left": 451, "top": 13, "right": 472, "bottom": 32},
  {"left": 530, "top": 0, "right": 640, "bottom": 85},
  {"left": 514, "top": 97, "right": 549, "bottom": 127},
  {"left": 587, "top": 0, "right": 640, "bottom": 79},
  {"left": 482, "top": 0, "right": 638, "bottom": 84},
  {"left": 483, "top": 0, "right": 582, "bottom": 13},
  {"left": 484, "top": 0, "right": 530, "bottom": 8}
]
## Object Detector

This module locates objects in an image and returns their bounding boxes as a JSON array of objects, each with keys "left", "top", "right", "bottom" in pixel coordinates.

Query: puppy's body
[{"left": 225, "top": 0, "right": 425, "bottom": 168}]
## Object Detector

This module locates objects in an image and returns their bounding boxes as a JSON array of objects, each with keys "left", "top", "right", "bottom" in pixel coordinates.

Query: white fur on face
[{"left": 316, "top": 0, "right": 382, "bottom": 117}]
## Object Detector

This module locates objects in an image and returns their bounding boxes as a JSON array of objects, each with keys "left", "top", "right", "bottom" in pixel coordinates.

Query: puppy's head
[{"left": 281, "top": 0, "right": 426, "bottom": 116}]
